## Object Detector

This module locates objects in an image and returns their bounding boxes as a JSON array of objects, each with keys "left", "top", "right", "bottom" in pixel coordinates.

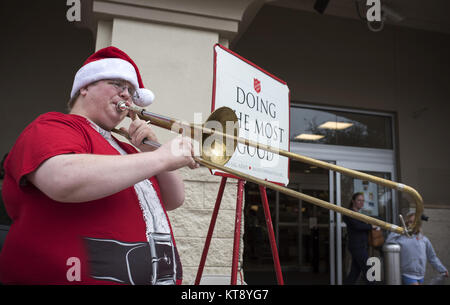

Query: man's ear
[{"left": 79, "top": 86, "right": 89, "bottom": 96}]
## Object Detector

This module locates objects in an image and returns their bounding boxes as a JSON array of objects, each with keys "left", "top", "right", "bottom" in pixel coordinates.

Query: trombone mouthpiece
[{"left": 116, "top": 101, "right": 129, "bottom": 112}]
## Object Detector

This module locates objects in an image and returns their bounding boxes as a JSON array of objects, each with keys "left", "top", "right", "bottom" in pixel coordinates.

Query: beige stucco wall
[
  {"left": 173, "top": 167, "right": 242, "bottom": 284},
  {"left": 107, "top": 18, "right": 218, "bottom": 144}
]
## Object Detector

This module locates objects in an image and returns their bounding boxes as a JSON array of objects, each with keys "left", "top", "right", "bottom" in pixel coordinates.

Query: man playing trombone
[{"left": 0, "top": 46, "right": 198, "bottom": 284}]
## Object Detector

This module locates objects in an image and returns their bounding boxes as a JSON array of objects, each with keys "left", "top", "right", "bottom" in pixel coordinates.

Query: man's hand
[
  {"left": 158, "top": 136, "right": 199, "bottom": 171},
  {"left": 123, "top": 111, "right": 159, "bottom": 152}
]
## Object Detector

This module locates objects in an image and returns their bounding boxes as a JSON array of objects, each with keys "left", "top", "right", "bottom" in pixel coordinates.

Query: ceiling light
[
  {"left": 295, "top": 134, "right": 325, "bottom": 141},
  {"left": 318, "top": 121, "right": 353, "bottom": 130}
]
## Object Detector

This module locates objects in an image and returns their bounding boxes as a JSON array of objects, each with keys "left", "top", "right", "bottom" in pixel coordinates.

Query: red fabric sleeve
[{"left": 5, "top": 113, "right": 90, "bottom": 185}]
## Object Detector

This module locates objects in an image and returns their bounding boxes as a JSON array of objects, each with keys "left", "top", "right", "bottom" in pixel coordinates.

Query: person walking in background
[
  {"left": 386, "top": 211, "right": 448, "bottom": 285},
  {"left": 343, "top": 192, "right": 376, "bottom": 284}
]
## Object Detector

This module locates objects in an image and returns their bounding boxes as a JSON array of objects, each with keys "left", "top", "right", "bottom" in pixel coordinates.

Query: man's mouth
[
  {"left": 114, "top": 100, "right": 129, "bottom": 112},
  {"left": 112, "top": 100, "right": 127, "bottom": 113}
]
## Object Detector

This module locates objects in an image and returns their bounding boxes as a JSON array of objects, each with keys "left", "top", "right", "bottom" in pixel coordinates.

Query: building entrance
[
  {"left": 243, "top": 161, "right": 332, "bottom": 285},
  {"left": 243, "top": 104, "right": 397, "bottom": 285},
  {"left": 242, "top": 158, "right": 396, "bottom": 285}
]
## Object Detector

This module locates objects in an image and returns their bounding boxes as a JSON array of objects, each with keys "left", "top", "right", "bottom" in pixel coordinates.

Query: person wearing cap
[
  {"left": 385, "top": 212, "right": 448, "bottom": 285},
  {"left": 0, "top": 46, "right": 198, "bottom": 284}
]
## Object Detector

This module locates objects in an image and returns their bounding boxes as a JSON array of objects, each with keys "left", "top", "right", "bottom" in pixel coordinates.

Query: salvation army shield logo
[{"left": 254, "top": 78, "right": 261, "bottom": 93}]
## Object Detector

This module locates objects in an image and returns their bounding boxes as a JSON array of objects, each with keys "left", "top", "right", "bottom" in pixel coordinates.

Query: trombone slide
[{"left": 113, "top": 102, "right": 423, "bottom": 235}]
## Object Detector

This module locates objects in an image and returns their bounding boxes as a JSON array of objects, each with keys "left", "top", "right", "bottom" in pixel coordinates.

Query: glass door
[
  {"left": 289, "top": 104, "right": 397, "bottom": 285},
  {"left": 277, "top": 161, "right": 333, "bottom": 284},
  {"left": 334, "top": 161, "right": 396, "bottom": 285}
]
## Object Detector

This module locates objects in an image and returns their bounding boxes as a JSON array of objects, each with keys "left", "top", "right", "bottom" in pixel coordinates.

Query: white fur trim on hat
[
  {"left": 70, "top": 58, "right": 139, "bottom": 98},
  {"left": 134, "top": 88, "right": 155, "bottom": 107}
]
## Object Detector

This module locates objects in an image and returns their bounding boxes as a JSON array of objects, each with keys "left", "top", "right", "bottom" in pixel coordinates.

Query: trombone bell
[{"left": 201, "top": 107, "right": 239, "bottom": 166}]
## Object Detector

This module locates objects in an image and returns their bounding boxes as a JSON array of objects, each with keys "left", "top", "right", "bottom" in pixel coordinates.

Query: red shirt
[{"left": 0, "top": 112, "right": 182, "bottom": 284}]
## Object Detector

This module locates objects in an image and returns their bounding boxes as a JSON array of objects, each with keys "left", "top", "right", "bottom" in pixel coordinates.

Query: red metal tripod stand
[{"left": 194, "top": 177, "right": 284, "bottom": 285}]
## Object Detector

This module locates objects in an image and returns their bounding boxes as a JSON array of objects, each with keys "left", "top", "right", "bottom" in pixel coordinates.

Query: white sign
[{"left": 211, "top": 44, "right": 290, "bottom": 186}]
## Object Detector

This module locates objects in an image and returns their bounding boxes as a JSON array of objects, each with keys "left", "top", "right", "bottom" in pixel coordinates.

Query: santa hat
[{"left": 70, "top": 46, "right": 155, "bottom": 106}]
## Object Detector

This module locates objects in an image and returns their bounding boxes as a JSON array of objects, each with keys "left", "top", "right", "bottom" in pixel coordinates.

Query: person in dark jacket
[{"left": 343, "top": 192, "right": 375, "bottom": 284}]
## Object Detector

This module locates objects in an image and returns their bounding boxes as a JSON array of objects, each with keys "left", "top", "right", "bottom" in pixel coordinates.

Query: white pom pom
[{"left": 134, "top": 88, "right": 155, "bottom": 107}]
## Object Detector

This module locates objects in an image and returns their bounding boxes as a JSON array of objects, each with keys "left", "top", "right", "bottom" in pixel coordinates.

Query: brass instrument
[{"left": 112, "top": 101, "right": 423, "bottom": 235}]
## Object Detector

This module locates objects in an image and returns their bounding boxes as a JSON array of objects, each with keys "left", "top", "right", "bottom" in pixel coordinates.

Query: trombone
[{"left": 112, "top": 101, "right": 423, "bottom": 235}]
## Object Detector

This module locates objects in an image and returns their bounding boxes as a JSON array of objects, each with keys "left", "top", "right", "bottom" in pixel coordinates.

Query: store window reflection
[
  {"left": 341, "top": 172, "right": 392, "bottom": 222},
  {"left": 291, "top": 106, "right": 393, "bottom": 149}
]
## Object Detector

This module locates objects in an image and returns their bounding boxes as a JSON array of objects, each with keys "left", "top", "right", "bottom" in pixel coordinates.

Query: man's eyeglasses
[{"left": 107, "top": 80, "right": 138, "bottom": 101}]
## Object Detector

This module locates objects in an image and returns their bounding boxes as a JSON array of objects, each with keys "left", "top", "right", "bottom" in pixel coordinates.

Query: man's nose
[{"left": 119, "top": 87, "right": 131, "bottom": 99}]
